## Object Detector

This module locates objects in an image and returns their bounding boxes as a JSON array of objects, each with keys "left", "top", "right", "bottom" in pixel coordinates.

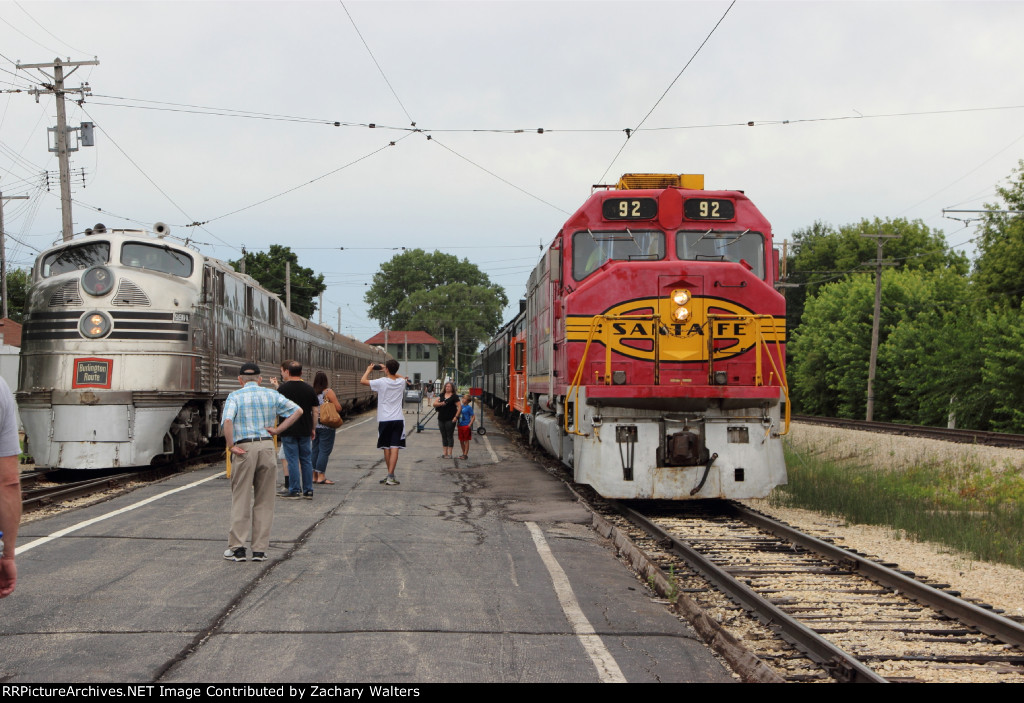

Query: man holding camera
[{"left": 360, "top": 359, "right": 406, "bottom": 486}]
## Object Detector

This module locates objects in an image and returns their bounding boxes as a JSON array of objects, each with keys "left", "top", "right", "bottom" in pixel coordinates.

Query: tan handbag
[{"left": 319, "top": 392, "right": 343, "bottom": 428}]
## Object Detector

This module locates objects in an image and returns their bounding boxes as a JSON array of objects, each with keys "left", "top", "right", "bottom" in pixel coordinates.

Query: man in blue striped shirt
[{"left": 222, "top": 362, "right": 302, "bottom": 562}]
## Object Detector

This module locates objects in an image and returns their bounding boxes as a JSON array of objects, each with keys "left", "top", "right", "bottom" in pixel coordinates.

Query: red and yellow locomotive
[{"left": 479, "top": 173, "right": 788, "bottom": 500}]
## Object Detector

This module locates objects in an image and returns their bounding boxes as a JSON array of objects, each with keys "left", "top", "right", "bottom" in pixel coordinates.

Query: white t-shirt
[
  {"left": 0, "top": 377, "right": 18, "bottom": 457},
  {"left": 370, "top": 377, "right": 407, "bottom": 423}
]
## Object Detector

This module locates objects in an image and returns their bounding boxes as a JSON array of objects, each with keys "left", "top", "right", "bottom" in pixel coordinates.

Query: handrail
[
  {"left": 565, "top": 313, "right": 659, "bottom": 436},
  {"left": 707, "top": 313, "right": 789, "bottom": 435}
]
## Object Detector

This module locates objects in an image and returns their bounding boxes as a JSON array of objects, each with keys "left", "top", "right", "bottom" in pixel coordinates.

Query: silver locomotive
[{"left": 17, "top": 223, "right": 386, "bottom": 469}]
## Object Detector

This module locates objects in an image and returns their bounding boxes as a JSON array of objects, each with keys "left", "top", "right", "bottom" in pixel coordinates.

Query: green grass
[{"left": 772, "top": 443, "right": 1024, "bottom": 570}]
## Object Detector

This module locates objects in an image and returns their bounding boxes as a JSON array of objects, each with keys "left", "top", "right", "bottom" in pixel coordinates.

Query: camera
[{"left": 373, "top": 364, "right": 383, "bottom": 371}]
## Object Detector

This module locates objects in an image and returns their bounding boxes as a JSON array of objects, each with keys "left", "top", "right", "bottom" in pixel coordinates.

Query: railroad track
[
  {"left": 20, "top": 448, "right": 229, "bottom": 512},
  {"left": 21, "top": 474, "right": 151, "bottom": 512},
  {"left": 607, "top": 499, "right": 1024, "bottom": 683},
  {"left": 792, "top": 415, "right": 1024, "bottom": 449}
]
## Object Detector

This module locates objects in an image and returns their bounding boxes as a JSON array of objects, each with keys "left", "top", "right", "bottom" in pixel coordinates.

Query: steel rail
[
  {"left": 20, "top": 448, "right": 226, "bottom": 511},
  {"left": 613, "top": 501, "right": 889, "bottom": 683},
  {"left": 792, "top": 415, "right": 1024, "bottom": 448},
  {"left": 21, "top": 476, "right": 135, "bottom": 511},
  {"left": 727, "top": 502, "right": 1024, "bottom": 650}
]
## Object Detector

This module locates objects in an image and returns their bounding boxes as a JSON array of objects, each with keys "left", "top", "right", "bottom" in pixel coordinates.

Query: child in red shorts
[{"left": 457, "top": 394, "right": 475, "bottom": 459}]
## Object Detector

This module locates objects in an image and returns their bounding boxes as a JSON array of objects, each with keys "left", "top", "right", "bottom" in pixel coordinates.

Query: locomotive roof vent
[
  {"left": 85, "top": 222, "right": 107, "bottom": 236},
  {"left": 616, "top": 173, "right": 704, "bottom": 190}
]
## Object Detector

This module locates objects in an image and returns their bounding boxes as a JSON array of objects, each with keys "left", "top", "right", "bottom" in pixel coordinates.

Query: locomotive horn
[{"left": 154, "top": 222, "right": 170, "bottom": 237}]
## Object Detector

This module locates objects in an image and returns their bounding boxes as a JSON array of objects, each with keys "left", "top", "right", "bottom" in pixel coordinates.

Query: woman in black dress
[{"left": 433, "top": 381, "right": 460, "bottom": 459}]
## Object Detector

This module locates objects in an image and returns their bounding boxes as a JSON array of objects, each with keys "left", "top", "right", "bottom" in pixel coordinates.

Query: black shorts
[{"left": 377, "top": 420, "right": 407, "bottom": 449}]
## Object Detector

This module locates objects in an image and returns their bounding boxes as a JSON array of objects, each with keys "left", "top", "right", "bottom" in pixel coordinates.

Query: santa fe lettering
[{"left": 715, "top": 322, "right": 745, "bottom": 335}]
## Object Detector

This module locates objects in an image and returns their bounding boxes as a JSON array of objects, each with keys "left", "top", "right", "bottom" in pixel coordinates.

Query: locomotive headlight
[
  {"left": 671, "top": 289, "right": 691, "bottom": 306},
  {"left": 82, "top": 266, "right": 115, "bottom": 296},
  {"left": 672, "top": 306, "right": 691, "bottom": 323},
  {"left": 79, "top": 311, "right": 112, "bottom": 339}
]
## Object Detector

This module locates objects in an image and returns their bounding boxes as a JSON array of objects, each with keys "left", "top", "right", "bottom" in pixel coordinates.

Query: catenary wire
[
  {"left": 898, "top": 128, "right": 1024, "bottom": 217},
  {"left": 77, "top": 105, "right": 241, "bottom": 253},
  {"left": 598, "top": 0, "right": 736, "bottom": 184},
  {"left": 84, "top": 93, "right": 1024, "bottom": 136},
  {"left": 0, "top": 14, "right": 62, "bottom": 56},
  {"left": 339, "top": 1, "right": 416, "bottom": 127},
  {"left": 193, "top": 133, "right": 412, "bottom": 227},
  {"left": 77, "top": 107, "right": 195, "bottom": 224},
  {"left": 429, "top": 136, "right": 570, "bottom": 215},
  {"left": 13, "top": 1, "right": 93, "bottom": 57}
]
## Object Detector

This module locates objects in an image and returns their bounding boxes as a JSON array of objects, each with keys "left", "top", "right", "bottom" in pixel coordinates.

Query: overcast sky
[{"left": 2, "top": 0, "right": 1023, "bottom": 338}]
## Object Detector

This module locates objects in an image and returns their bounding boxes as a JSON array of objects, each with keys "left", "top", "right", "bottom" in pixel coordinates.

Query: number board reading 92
[
  {"left": 603, "top": 197, "right": 658, "bottom": 220},
  {"left": 684, "top": 198, "right": 735, "bottom": 220}
]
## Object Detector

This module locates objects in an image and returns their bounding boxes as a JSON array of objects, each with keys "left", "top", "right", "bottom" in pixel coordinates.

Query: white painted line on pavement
[
  {"left": 481, "top": 432, "right": 499, "bottom": 463},
  {"left": 20, "top": 414, "right": 377, "bottom": 555},
  {"left": 19, "top": 472, "right": 224, "bottom": 554},
  {"left": 525, "top": 521, "right": 627, "bottom": 683},
  {"left": 337, "top": 416, "right": 375, "bottom": 432}
]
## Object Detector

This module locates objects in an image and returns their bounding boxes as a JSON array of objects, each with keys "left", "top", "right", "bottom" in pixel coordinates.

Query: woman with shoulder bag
[{"left": 312, "top": 371, "right": 343, "bottom": 485}]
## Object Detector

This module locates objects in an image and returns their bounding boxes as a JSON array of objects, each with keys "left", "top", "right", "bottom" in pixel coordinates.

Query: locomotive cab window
[
  {"left": 572, "top": 230, "right": 664, "bottom": 280},
  {"left": 121, "top": 243, "right": 194, "bottom": 277},
  {"left": 41, "top": 241, "right": 110, "bottom": 278},
  {"left": 676, "top": 230, "right": 765, "bottom": 279}
]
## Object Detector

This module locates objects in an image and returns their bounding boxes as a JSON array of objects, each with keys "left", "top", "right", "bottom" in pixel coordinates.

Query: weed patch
[{"left": 773, "top": 443, "right": 1024, "bottom": 569}]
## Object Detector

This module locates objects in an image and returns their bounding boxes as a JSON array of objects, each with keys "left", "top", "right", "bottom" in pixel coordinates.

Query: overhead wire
[
  {"left": 597, "top": 0, "right": 736, "bottom": 183},
  {"left": 429, "top": 136, "right": 570, "bottom": 215},
  {"left": 899, "top": 128, "right": 1024, "bottom": 217},
  {"left": 76, "top": 106, "right": 195, "bottom": 224},
  {"left": 0, "top": 136, "right": 49, "bottom": 176},
  {"left": 13, "top": 1, "right": 93, "bottom": 57},
  {"left": 86, "top": 96, "right": 389, "bottom": 129},
  {"left": 80, "top": 93, "right": 1024, "bottom": 138},
  {"left": 9, "top": 6, "right": 1019, "bottom": 330},
  {"left": 339, "top": 1, "right": 416, "bottom": 127},
  {"left": 0, "top": 14, "right": 62, "bottom": 56},
  {"left": 193, "top": 132, "right": 412, "bottom": 228},
  {"left": 75, "top": 105, "right": 242, "bottom": 252}
]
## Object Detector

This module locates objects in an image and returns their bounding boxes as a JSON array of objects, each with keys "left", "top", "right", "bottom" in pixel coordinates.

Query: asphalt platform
[{"left": 0, "top": 401, "right": 734, "bottom": 684}]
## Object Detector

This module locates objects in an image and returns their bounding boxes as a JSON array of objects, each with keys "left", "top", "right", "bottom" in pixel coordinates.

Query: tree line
[{"left": 786, "top": 160, "right": 1024, "bottom": 432}]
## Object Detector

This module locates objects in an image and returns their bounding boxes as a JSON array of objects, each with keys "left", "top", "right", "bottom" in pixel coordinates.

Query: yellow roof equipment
[{"left": 616, "top": 173, "right": 705, "bottom": 190}]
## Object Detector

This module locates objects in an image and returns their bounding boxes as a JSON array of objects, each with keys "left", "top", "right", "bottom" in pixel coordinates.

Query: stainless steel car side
[{"left": 17, "top": 224, "right": 386, "bottom": 469}]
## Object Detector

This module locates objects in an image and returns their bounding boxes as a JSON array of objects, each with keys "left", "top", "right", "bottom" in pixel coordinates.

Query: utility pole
[
  {"left": 1, "top": 192, "right": 30, "bottom": 319},
  {"left": 285, "top": 260, "right": 291, "bottom": 312},
  {"left": 318, "top": 292, "right": 323, "bottom": 325},
  {"left": 862, "top": 232, "right": 900, "bottom": 422},
  {"left": 19, "top": 58, "right": 99, "bottom": 241},
  {"left": 454, "top": 326, "right": 459, "bottom": 388}
]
